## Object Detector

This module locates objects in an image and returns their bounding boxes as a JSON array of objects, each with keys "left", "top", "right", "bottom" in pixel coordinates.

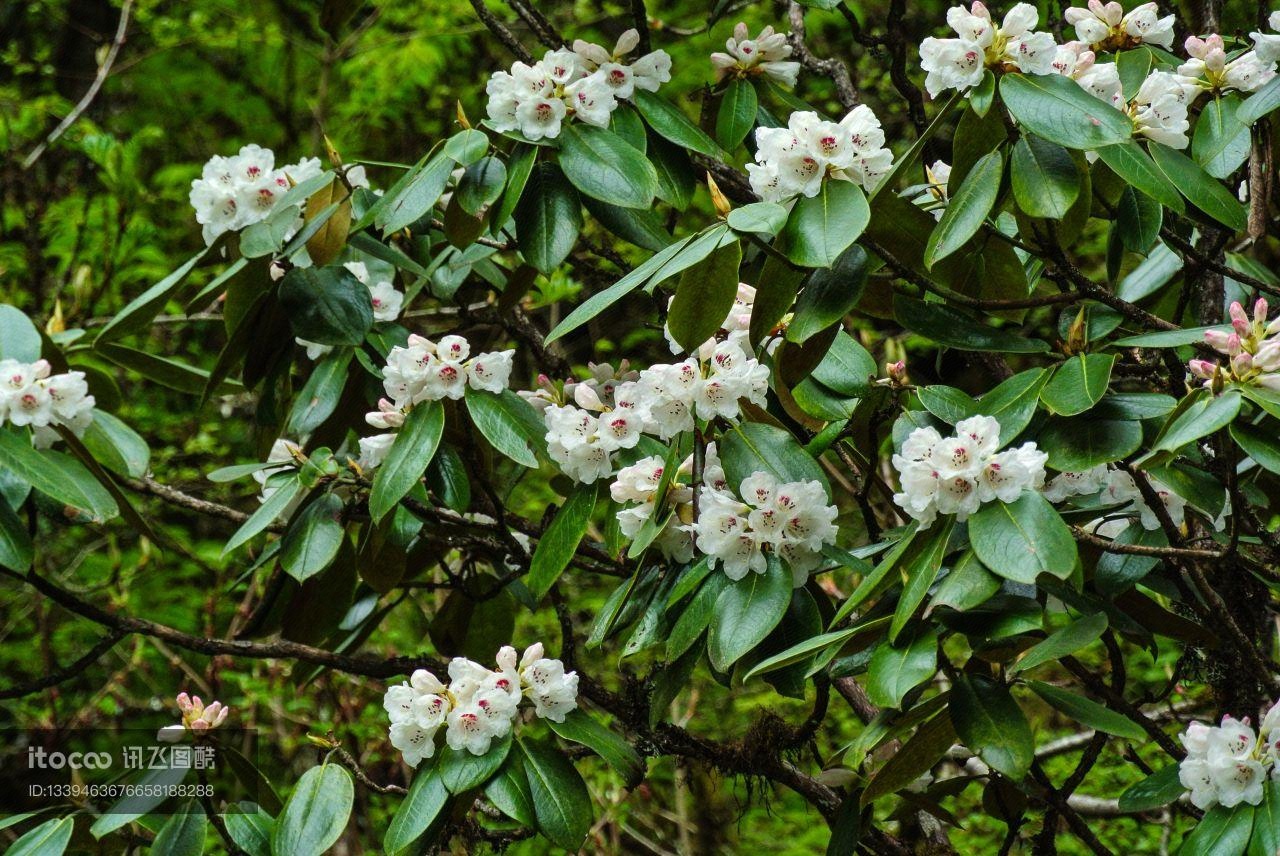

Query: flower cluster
[
  {"left": 384, "top": 644, "right": 578, "bottom": 766},
  {"left": 695, "top": 471, "right": 838, "bottom": 584},
  {"left": 1179, "top": 33, "right": 1276, "bottom": 97},
  {"left": 1189, "top": 299, "right": 1280, "bottom": 394},
  {"left": 919, "top": 2, "right": 1057, "bottom": 97},
  {"left": 297, "top": 261, "right": 404, "bottom": 360},
  {"left": 892, "top": 416, "right": 1048, "bottom": 525},
  {"left": 747, "top": 106, "right": 894, "bottom": 202},
  {"left": 710, "top": 23, "right": 800, "bottom": 87},
  {"left": 1043, "top": 464, "right": 1186, "bottom": 532},
  {"left": 610, "top": 443, "right": 729, "bottom": 564},
  {"left": 0, "top": 359, "right": 95, "bottom": 450},
  {"left": 486, "top": 30, "right": 671, "bottom": 141},
  {"left": 158, "top": 693, "right": 230, "bottom": 742},
  {"left": 1063, "top": 1, "right": 1173, "bottom": 51},
  {"left": 1179, "top": 702, "right": 1280, "bottom": 810},
  {"left": 189, "top": 145, "right": 327, "bottom": 246},
  {"left": 366, "top": 334, "right": 515, "bottom": 427}
]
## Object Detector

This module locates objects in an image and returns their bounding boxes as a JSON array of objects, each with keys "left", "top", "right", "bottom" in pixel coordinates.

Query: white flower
[
  {"left": 1042, "top": 465, "right": 1109, "bottom": 503},
  {"left": 467, "top": 350, "right": 515, "bottom": 393},
  {"left": 1253, "top": 12, "right": 1280, "bottom": 64},
  {"left": 747, "top": 106, "right": 893, "bottom": 202},
  {"left": 357, "top": 433, "right": 396, "bottom": 470},
  {"left": 520, "top": 653, "right": 580, "bottom": 722},
  {"left": 1130, "top": 71, "right": 1196, "bottom": 149},
  {"left": 564, "top": 76, "right": 618, "bottom": 127},
  {"left": 368, "top": 335, "right": 513, "bottom": 424},
  {"left": 919, "top": 2, "right": 1057, "bottom": 97},
  {"left": 1052, "top": 42, "right": 1123, "bottom": 106},
  {"left": 1064, "top": 1, "right": 1173, "bottom": 50},
  {"left": 368, "top": 280, "right": 404, "bottom": 323},
  {"left": 892, "top": 417, "right": 1045, "bottom": 523},
  {"left": 516, "top": 96, "right": 567, "bottom": 141},
  {"left": 0, "top": 359, "right": 96, "bottom": 444},
  {"left": 710, "top": 23, "right": 800, "bottom": 87}
]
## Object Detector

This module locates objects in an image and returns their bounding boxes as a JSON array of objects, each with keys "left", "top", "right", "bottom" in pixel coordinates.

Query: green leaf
[
  {"left": 970, "top": 69, "right": 996, "bottom": 116},
  {"left": 1231, "top": 420, "right": 1280, "bottom": 475},
  {"left": 1040, "top": 353, "right": 1114, "bottom": 416},
  {"left": 929, "top": 549, "right": 1000, "bottom": 612},
  {"left": 1011, "top": 135, "right": 1080, "bottom": 219},
  {"left": 667, "top": 571, "right": 728, "bottom": 660},
  {"left": 893, "top": 295, "right": 1050, "bottom": 354},
  {"left": 719, "top": 421, "right": 829, "bottom": 497},
  {"left": 1249, "top": 781, "right": 1280, "bottom": 856},
  {"left": 90, "top": 765, "right": 190, "bottom": 838},
  {"left": 999, "top": 73, "right": 1133, "bottom": 150},
  {"left": 667, "top": 239, "right": 742, "bottom": 352},
  {"left": 519, "top": 737, "right": 593, "bottom": 851},
  {"left": 1194, "top": 95, "right": 1250, "bottom": 179},
  {"left": 781, "top": 180, "right": 870, "bottom": 268},
  {"left": 443, "top": 128, "right": 490, "bottom": 166},
  {"left": 1010, "top": 613, "right": 1107, "bottom": 676},
  {"left": 527, "top": 483, "right": 597, "bottom": 599},
  {"left": 465, "top": 388, "right": 542, "bottom": 468},
  {"left": 1095, "top": 141, "right": 1184, "bottom": 213},
  {"left": 222, "top": 475, "right": 301, "bottom": 555},
  {"left": 1179, "top": 804, "right": 1253, "bottom": 856},
  {"left": 633, "top": 89, "right": 723, "bottom": 158},
  {"left": 742, "top": 624, "right": 860, "bottom": 681},
  {"left": 1149, "top": 143, "right": 1248, "bottom": 231},
  {"left": 648, "top": 134, "right": 696, "bottom": 210},
  {"left": 280, "top": 493, "right": 345, "bottom": 582},
  {"left": 0, "top": 498, "right": 33, "bottom": 571},
  {"left": 968, "top": 492, "right": 1077, "bottom": 584},
  {"left": 707, "top": 553, "right": 793, "bottom": 671},
  {"left": 582, "top": 197, "right": 672, "bottom": 251},
  {"left": 973, "top": 368, "right": 1051, "bottom": 446},
  {"left": 1152, "top": 390, "right": 1241, "bottom": 455},
  {"left": 272, "top": 763, "right": 354, "bottom": 856},
  {"left": 80, "top": 410, "right": 150, "bottom": 479},
  {"left": 726, "top": 201, "right": 788, "bottom": 237},
  {"left": 889, "top": 520, "right": 954, "bottom": 642},
  {"left": 788, "top": 244, "right": 869, "bottom": 344},
  {"left": 716, "top": 78, "right": 758, "bottom": 150},
  {"left": 547, "top": 709, "right": 645, "bottom": 787},
  {"left": 485, "top": 754, "right": 536, "bottom": 825},
  {"left": 492, "top": 142, "right": 536, "bottom": 231},
  {"left": 950, "top": 674, "right": 1034, "bottom": 780},
  {"left": 378, "top": 152, "right": 454, "bottom": 234},
  {"left": 1027, "top": 681, "right": 1146, "bottom": 740},
  {"left": 440, "top": 734, "right": 511, "bottom": 792},
  {"left": 278, "top": 266, "right": 374, "bottom": 347},
  {"left": 6, "top": 817, "right": 74, "bottom": 856},
  {"left": 1116, "top": 185, "right": 1163, "bottom": 253},
  {"left": 867, "top": 629, "right": 939, "bottom": 709},
  {"left": 1095, "top": 523, "right": 1165, "bottom": 593},
  {"left": 224, "top": 804, "right": 275, "bottom": 856},
  {"left": 0, "top": 429, "right": 118, "bottom": 522},
  {"left": 151, "top": 802, "right": 207, "bottom": 856},
  {"left": 925, "top": 149, "right": 1003, "bottom": 268},
  {"left": 95, "top": 250, "right": 207, "bottom": 343},
  {"left": 1239, "top": 74, "right": 1280, "bottom": 124},
  {"left": 514, "top": 162, "right": 582, "bottom": 274},
  {"left": 862, "top": 712, "right": 956, "bottom": 805},
  {"left": 1117, "top": 764, "right": 1184, "bottom": 813},
  {"left": 558, "top": 123, "right": 658, "bottom": 209},
  {"left": 369, "top": 401, "right": 445, "bottom": 521},
  {"left": 288, "top": 348, "right": 352, "bottom": 436},
  {"left": 0, "top": 304, "right": 41, "bottom": 362}
]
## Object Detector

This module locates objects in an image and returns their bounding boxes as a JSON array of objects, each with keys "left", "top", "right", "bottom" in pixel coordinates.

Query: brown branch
[
  {"left": 468, "top": 0, "right": 533, "bottom": 62},
  {"left": 0, "top": 628, "right": 127, "bottom": 699},
  {"left": 787, "top": 3, "right": 858, "bottom": 110}
]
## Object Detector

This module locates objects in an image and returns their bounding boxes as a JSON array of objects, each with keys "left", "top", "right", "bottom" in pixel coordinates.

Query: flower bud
[
  {"left": 1205, "top": 329, "right": 1233, "bottom": 353},
  {"left": 1232, "top": 352, "right": 1254, "bottom": 375},
  {"left": 1188, "top": 359, "right": 1217, "bottom": 380}
]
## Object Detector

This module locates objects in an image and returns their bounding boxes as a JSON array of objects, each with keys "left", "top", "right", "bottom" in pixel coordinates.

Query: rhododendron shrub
[{"left": 13, "top": 0, "right": 1280, "bottom": 853}]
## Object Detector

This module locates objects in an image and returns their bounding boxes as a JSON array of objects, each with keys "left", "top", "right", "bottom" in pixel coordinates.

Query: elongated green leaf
[
  {"left": 369, "top": 401, "right": 445, "bottom": 521},
  {"left": 0, "top": 430, "right": 118, "bottom": 522},
  {"left": 385, "top": 767, "right": 449, "bottom": 855},
  {"left": 1231, "top": 420, "right": 1280, "bottom": 475},
  {"left": 379, "top": 152, "right": 453, "bottom": 234},
  {"left": 719, "top": 421, "right": 829, "bottom": 497},
  {"left": 950, "top": 674, "right": 1034, "bottom": 780},
  {"left": 1116, "top": 185, "right": 1163, "bottom": 253},
  {"left": 633, "top": 89, "right": 723, "bottom": 158},
  {"left": 1095, "top": 141, "right": 1184, "bottom": 213},
  {"left": 1149, "top": 142, "right": 1247, "bottom": 231},
  {"left": 288, "top": 349, "right": 352, "bottom": 436},
  {"left": 547, "top": 709, "right": 644, "bottom": 787},
  {"left": 272, "top": 763, "right": 353, "bottom": 856},
  {"left": 1010, "top": 613, "right": 1107, "bottom": 676},
  {"left": 0, "top": 498, "right": 32, "bottom": 571},
  {"left": 1194, "top": 95, "right": 1250, "bottom": 179},
  {"left": 893, "top": 296, "right": 1050, "bottom": 354},
  {"left": 80, "top": 410, "right": 150, "bottom": 479},
  {"left": 1249, "top": 781, "right": 1280, "bottom": 856},
  {"left": 151, "top": 802, "right": 207, "bottom": 856},
  {"left": 223, "top": 475, "right": 302, "bottom": 555},
  {"left": 1118, "top": 765, "right": 1183, "bottom": 813},
  {"left": 968, "top": 492, "right": 1077, "bottom": 583},
  {"left": 1152, "top": 390, "right": 1240, "bottom": 454},
  {"left": 1027, "top": 681, "right": 1145, "bottom": 739},
  {"left": 782, "top": 180, "right": 870, "bottom": 268},
  {"left": 514, "top": 162, "right": 582, "bottom": 274},
  {"left": 925, "top": 149, "right": 1003, "bottom": 268},
  {"left": 280, "top": 493, "right": 345, "bottom": 582},
  {"left": 743, "top": 625, "right": 862, "bottom": 681},
  {"left": 999, "top": 73, "right": 1133, "bottom": 150},
  {"left": 279, "top": 266, "right": 374, "bottom": 347},
  {"left": 716, "top": 79, "right": 758, "bottom": 150},
  {"left": 559, "top": 124, "right": 658, "bottom": 209},
  {"left": 440, "top": 733, "right": 511, "bottom": 792},
  {"left": 519, "top": 738, "right": 593, "bottom": 851},
  {"left": 1011, "top": 135, "right": 1080, "bottom": 219},
  {"left": 96, "top": 250, "right": 207, "bottom": 342},
  {"left": 889, "top": 520, "right": 954, "bottom": 642},
  {"left": 465, "top": 388, "right": 542, "bottom": 468},
  {"left": 485, "top": 754, "right": 536, "bottom": 825},
  {"left": 1179, "top": 804, "right": 1253, "bottom": 856},
  {"left": 7, "top": 817, "right": 74, "bottom": 856},
  {"left": 708, "top": 553, "right": 792, "bottom": 671},
  {"left": 861, "top": 712, "right": 956, "bottom": 805},
  {"left": 1239, "top": 74, "right": 1280, "bottom": 124},
  {"left": 1040, "top": 353, "right": 1114, "bottom": 416},
  {"left": 225, "top": 804, "right": 275, "bottom": 856},
  {"left": 667, "top": 239, "right": 742, "bottom": 353},
  {"left": 867, "top": 629, "right": 939, "bottom": 709},
  {"left": 788, "top": 244, "right": 869, "bottom": 344},
  {"left": 527, "top": 484, "right": 597, "bottom": 599}
]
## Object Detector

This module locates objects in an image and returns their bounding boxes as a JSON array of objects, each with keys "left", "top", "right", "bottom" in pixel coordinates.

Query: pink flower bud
[
  {"left": 1230, "top": 301, "right": 1248, "bottom": 324},
  {"left": 1227, "top": 333, "right": 1242, "bottom": 356},
  {"left": 1233, "top": 352, "right": 1254, "bottom": 374},
  {"left": 1188, "top": 359, "right": 1217, "bottom": 379},
  {"left": 1204, "top": 329, "right": 1232, "bottom": 353},
  {"left": 176, "top": 692, "right": 193, "bottom": 713},
  {"left": 1255, "top": 299, "right": 1269, "bottom": 325}
]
